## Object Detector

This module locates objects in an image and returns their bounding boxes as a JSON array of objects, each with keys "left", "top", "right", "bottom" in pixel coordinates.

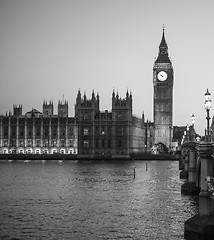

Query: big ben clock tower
[{"left": 153, "top": 27, "right": 174, "bottom": 149}]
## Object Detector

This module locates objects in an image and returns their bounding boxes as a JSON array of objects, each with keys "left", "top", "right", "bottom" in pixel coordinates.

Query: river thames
[{"left": 0, "top": 160, "right": 198, "bottom": 240}]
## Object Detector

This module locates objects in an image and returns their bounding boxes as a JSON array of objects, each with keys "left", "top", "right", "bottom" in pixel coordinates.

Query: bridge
[{"left": 179, "top": 140, "right": 214, "bottom": 239}]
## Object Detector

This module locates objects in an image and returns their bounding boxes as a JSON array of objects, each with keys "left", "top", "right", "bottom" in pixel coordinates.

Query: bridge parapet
[
  {"left": 180, "top": 142, "right": 200, "bottom": 195},
  {"left": 180, "top": 142, "right": 197, "bottom": 176},
  {"left": 184, "top": 141, "right": 214, "bottom": 239}
]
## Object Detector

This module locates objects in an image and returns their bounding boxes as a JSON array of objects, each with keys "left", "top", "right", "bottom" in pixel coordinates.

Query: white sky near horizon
[{"left": 1, "top": 0, "right": 214, "bottom": 135}]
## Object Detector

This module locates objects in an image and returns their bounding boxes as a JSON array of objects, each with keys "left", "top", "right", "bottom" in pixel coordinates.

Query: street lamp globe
[
  {"left": 204, "top": 89, "right": 212, "bottom": 110},
  {"left": 191, "top": 114, "right": 195, "bottom": 125},
  {"left": 204, "top": 89, "right": 212, "bottom": 141}
]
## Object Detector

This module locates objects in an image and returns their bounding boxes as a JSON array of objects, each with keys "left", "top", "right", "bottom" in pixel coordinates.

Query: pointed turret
[
  {"left": 159, "top": 28, "right": 167, "bottom": 48},
  {"left": 126, "top": 90, "right": 129, "bottom": 99},
  {"left": 92, "top": 90, "right": 95, "bottom": 100},
  {"left": 112, "top": 90, "right": 115, "bottom": 99},
  {"left": 155, "top": 27, "right": 171, "bottom": 63}
]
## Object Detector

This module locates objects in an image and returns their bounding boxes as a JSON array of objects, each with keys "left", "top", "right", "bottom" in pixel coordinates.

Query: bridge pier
[
  {"left": 184, "top": 141, "right": 214, "bottom": 240},
  {"left": 181, "top": 145, "right": 200, "bottom": 195},
  {"left": 180, "top": 146, "right": 189, "bottom": 179}
]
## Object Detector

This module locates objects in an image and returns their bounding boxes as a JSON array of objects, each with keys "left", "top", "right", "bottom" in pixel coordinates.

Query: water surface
[{"left": 0, "top": 160, "right": 198, "bottom": 239}]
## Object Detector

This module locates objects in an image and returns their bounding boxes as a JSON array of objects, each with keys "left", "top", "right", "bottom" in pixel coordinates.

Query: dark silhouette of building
[
  {"left": 0, "top": 28, "right": 176, "bottom": 156},
  {"left": 75, "top": 90, "right": 147, "bottom": 158},
  {"left": 153, "top": 27, "right": 174, "bottom": 149}
]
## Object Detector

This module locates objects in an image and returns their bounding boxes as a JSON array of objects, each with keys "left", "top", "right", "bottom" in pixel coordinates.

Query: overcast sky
[{"left": 1, "top": 0, "right": 214, "bottom": 135}]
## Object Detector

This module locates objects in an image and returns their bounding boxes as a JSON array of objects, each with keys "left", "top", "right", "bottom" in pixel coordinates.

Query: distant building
[
  {"left": 0, "top": 102, "right": 77, "bottom": 154},
  {"left": 75, "top": 90, "right": 150, "bottom": 158},
  {"left": 172, "top": 125, "right": 198, "bottom": 151},
  {"left": 144, "top": 120, "right": 155, "bottom": 152}
]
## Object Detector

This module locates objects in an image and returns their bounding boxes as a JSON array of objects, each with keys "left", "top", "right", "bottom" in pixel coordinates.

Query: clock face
[{"left": 157, "top": 71, "right": 167, "bottom": 81}]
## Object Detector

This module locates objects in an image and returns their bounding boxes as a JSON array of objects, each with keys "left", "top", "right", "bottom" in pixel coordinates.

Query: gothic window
[
  {"left": 69, "top": 139, "right": 73, "bottom": 147},
  {"left": 117, "top": 113, "right": 122, "bottom": 119},
  {"left": 108, "top": 140, "right": 111, "bottom": 148},
  {"left": 96, "top": 140, "right": 99, "bottom": 148},
  {"left": 83, "top": 113, "right": 89, "bottom": 120},
  {"left": 44, "top": 127, "right": 49, "bottom": 137},
  {"left": 52, "top": 127, "right": 57, "bottom": 137},
  {"left": 68, "top": 127, "right": 73, "bottom": 136},
  {"left": 3, "top": 127, "right": 8, "bottom": 136},
  {"left": 11, "top": 139, "right": 16, "bottom": 147},
  {"left": 19, "top": 139, "right": 24, "bottom": 147},
  {"left": 83, "top": 140, "right": 89, "bottom": 148},
  {"left": 27, "top": 139, "right": 32, "bottom": 147},
  {"left": 60, "top": 127, "right": 66, "bottom": 137},
  {"left": 28, "top": 127, "right": 32, "bottom": 137},
  {"left": 53, "top": 139, "right": 57, "bottom": 147},
  {"left": 36, "top": 128, "right": 41, "bottom": 136},
  {"left": 11, "top": 127, "right": 16, "bottom": 137},
  {"left": 101, "top": 127, "right": 105, "bottom": 135},
  {"left": 60, "top": 140, "right": 65, "bottom": 147},
  {"left": 19, "top": 127, "right": 24, "bottom": 137},
  {"left": 83, "top": 128, "right": 89, "bottom": 135},
  {"left": 44, "top": 139, "right": 49, "bottom": 147},
  {"left": 117, "top": 140, "right": 122, "bottom": 148},
  {"left": 36, "top": 139, "right": 40, "bottom": 147},
  {"left": 3, "top": 140, "right": 8, "bottom": 147}
]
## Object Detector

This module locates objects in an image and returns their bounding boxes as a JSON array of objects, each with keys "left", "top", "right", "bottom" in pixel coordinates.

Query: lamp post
[
  {"left": 191, "top": 114, "right": 195, "bottom": 126},
  {"left": 191, "top": 114, "right": 195, "bottom": 141},
  {"left": 186, "top": 124, "right": 189, "bottom": 142},
  {"left": 204, "top": 89, "right": 212, "bottom": 141}
]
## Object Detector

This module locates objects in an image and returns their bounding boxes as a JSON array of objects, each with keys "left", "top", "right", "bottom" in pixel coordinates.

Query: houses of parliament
[{"left": 0, "top": 29, "right": 175, "bottom": 158}]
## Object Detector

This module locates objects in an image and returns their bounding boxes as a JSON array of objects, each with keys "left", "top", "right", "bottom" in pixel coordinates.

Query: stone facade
[
  {"left": 75, "top": 90, "right": 148, "bottom": 158},
  {"left": 0, "top": 103, "right": 78, "bottom": 154}
]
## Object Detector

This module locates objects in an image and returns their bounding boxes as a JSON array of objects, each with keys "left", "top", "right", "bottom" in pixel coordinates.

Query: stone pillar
[
  {"left": 184, "top": 141, "right": 214, "bottom": 239},
  {"left": 180, "top": 146, "right": 189, "bottom": 179},
  {"left": 74, "top": 120, "right": 78, "bottom": 154},
  {"left": 49, "top": 117, "right": 52, "bottom": 149},
  {"left": 8, "top": 117, "right": 11, "bottom": 149},
  {"left": 0, "top": 117, "right": 2, "bottom": 148},
  {"left": 57, "top": 117, "right": 60, "bottom": 149},
  {"left": 181, "top": 144, "right": 200, "bottom": 195},
  {"left": 198, "top": 142, "right": 214, "bottom": 216},
  {"left": 16, "top": 117, "right": 19, "bottom": 151},
  {"left": 41, "top": 117, "right": 43, "bottom": 148},
  {"left": 65, "top": 117, "right": 68, "bottom": 149},
  {"left": 32, "top": 117, "right": 35, "bottom": 149},
  {"left": 24, "top": 117, "right": 27, "bottom": 148},
  {"left": 189, "top": 147, "right": 196, "bottom": 182}
]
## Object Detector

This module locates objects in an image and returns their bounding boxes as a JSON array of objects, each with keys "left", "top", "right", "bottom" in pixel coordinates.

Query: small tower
[
  {"left": 43, "top": 100, "right": 54, "bottom": 117},
  {"left": 13, "top": 104, "right": 22, "bottom": 117},
  {"left": 112, "top": 90, "right": 132, "bottom": 116},
  {"left": 58, "top": 100, "right": 68, "bottom": 117},
  {"left": 75, "top": 90, "right": 100, "bottom": 157},
  {"left": 75, "top": 90, "right": 100, "bottom": 120},
  {"left": 112, "top": 90, "right": 132, "bottom": 157}
]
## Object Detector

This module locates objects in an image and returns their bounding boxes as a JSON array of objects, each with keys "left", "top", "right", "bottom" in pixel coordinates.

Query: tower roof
[
  {"left": 159, "top": 28, "right": 167, "bottom": 48},
  {"left": 155, "top": 27, "right": 171, "bottom": 64}
]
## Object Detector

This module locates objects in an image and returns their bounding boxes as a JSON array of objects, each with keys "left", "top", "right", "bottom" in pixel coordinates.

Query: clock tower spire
[
  {"left": 155, "top": 27, "right": 171, "bottom": 64},
  {"left": 153, "top": 27, "right": 174, "bottom": 150}
]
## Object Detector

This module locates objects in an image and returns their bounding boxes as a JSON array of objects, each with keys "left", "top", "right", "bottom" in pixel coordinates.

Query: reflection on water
[{"left": 0, "top": 160, "right": 198, "bottom": 240}]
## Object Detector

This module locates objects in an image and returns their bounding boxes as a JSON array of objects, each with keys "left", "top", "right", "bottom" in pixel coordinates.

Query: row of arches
[{"left": 0, "top": 147, "right": 76, "bottom": 155}]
